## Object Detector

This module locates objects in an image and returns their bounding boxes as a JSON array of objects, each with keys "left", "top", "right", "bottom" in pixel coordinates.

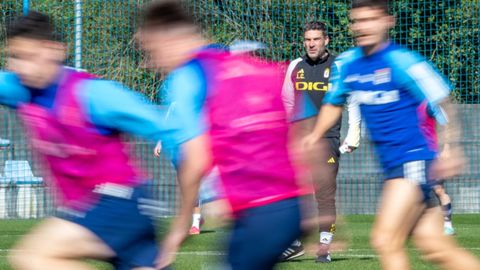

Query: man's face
[
  {"left": 349, "top": 7, "right": 394, "bottom": 47},
  {"left": 138, "top": 28, "right": 191, "bottom": 72},
  {"left": 7, "top": 37, "right": 65, "bottom": 89},
  {"left": 303, "top": 30, "right": 329, "bottom": 61}
]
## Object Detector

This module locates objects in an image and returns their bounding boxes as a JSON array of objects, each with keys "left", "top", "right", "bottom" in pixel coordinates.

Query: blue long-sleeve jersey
[
  {"left": 324, "top": 42, "right": 451, "bottom": 170},
  {"left": 0, "top": 68, "right": 175, "bottom": 143}
]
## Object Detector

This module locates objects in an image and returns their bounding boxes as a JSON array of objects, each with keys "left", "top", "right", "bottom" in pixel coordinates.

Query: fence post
[{"left": 74, "top": 0, "right": 83, "bottom": 70}]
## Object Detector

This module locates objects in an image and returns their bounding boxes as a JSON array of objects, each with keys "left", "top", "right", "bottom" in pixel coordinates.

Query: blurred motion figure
[
  {"left": 301, "top": 0, "right": 480, "bottom": 269},
  {"left": 138, "top": 1, "right": 304, "bottom": 269},
  {"left": 2, "top": 11, "right": 177, "bottom": 270}
]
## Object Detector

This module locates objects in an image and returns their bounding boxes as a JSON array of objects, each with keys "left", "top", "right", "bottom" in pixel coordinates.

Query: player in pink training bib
[
  {"left": 138, "top": 1, "right": 304, "bottom": 269},
  {"left": 2, "top": 11, "right": 177, "bottom": 270}
]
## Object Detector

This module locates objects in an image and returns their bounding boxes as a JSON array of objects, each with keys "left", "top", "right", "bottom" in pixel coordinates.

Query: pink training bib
[
  {"left": 18, "top": 70, "right": 139, "bottom": 210},
  {"left": 196, "top": 51, "right": 301, "bottom": 212}
]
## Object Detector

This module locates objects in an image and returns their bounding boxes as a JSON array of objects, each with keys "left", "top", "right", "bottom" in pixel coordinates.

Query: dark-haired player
[
  {"left": 302, "top": 0, "right": 480, "bottom": 269},
  {"left": 138, "top": 1, "right": 303, "bottom": 269},
  {"left": 2, "top": 11, "right": 176, "bottom": 270}
]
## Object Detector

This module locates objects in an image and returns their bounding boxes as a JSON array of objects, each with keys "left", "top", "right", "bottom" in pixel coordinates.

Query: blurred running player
[
  {"left": 138, "top": 1, "right": 303, "bottom": 269},
  {"left": 417, "top": 101, "right": 456, "bottom": 235},
  {"left": 302, "top": 0, "right": 480, "bottom": 269},
  {"left": 280, "top": 21, "right": 361, "bottom": 263},
  {"left": 2, "top": 11, "right": 176, "bottom": 270}
]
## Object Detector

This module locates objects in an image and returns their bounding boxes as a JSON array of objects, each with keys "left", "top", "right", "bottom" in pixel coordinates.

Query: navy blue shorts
[
  {"left": 384, "top": 160, "right": 438, "bottom": 207},
  {"left": 228, "top": 197, "right": 302, "bottom": 270},
  {"left": 58, "top": 184, "right": 160, "bottom": 270}
]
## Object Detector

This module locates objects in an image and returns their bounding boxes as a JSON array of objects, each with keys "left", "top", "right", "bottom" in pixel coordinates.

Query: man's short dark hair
[
  {"left": 303, "top": 21, "right": 328, "bottom": 37},
  {"left": 7, "top": 11, "right": 56, "bottom": 41},
  {"left": 351, "top": 0, "right": 389, "bottom": 14},
  {"left": 141, "top": 0, "right": 195, "bottom": 30}
]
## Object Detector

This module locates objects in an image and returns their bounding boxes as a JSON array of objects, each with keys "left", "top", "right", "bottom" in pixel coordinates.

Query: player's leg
[
  {"left": 312, "top": 137, "right": 340, "bottom": 263},
  {"left": 279, "top": 119, "right": 314, "bottom": 262},
  {"left": 8, "top": 217, "right": 115, "bottom": 270},
  {"left": 312, "top": 137, "right": 340, "bottom": 229},
  {"left": 189, "top": 205, "right": 202, "bottom": 235},
  {"left": 10, "top": 184, "right": 162, "bottom": 270},
  {"left": 412, "top": 206, "right": 480, "bottom": 270},
  {"left": 227, "top": 197, "right": 301, "bottom": 270},
  {"left": 370, "top": 179, "right": 427, "bottom": 270},
  {"left": 433, "top": 182, "right": 454, "bottom": 235}
]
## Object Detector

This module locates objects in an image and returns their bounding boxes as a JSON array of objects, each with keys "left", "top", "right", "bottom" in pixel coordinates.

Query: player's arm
[
  {"left": 79, "top": 79, "right": 180, "bottom": 145},
  {"left": 341, "top": 95, "right": 361, "bottom": 153},
  {"left": 153, "top": 64, "right": 210, "bottom": 268},
  {"left": 281, "top": 59, "right": 301, "bottom": 120},
  {"left": 391, "top": 50, "right": 463, "bottom": 178},
  {"left": 153, "top": 103, "right": 178, "bottom": 157},
  {"left": 0, "top": 72, "right": 31, "bottom": 108},
  {"left": 157, "top": 134, "right": 211, "bottom": 268}
]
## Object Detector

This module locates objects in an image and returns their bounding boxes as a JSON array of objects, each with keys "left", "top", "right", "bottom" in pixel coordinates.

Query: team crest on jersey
[
  {"left": 296, "top": 69, "right": 305, "bottom": 79},
  {"left": 324, "top": 68, "right": 330, "bottom": 78},
  {"left": 374, "top": 68, "right": 391, "bottom": 85}
]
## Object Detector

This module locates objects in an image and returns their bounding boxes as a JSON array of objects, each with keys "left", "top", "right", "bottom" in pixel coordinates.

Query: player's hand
[
  {"left": 301, "top": 133, "right": 321, "bottom": 151},
  {"left": 440, "top": 143, "right": 451, "bottom": 159},
  {"left": 156, "top": 228, "right": 188, "bottom": 269},
  {"left": 430, "top": 145, "right": 466, "bottom": 180},
  {"left": 153, "top": 141, "right": 162, "bottom": 157},
  {"left": 339, "top": 142, "right": 357, "bottom": 154}
]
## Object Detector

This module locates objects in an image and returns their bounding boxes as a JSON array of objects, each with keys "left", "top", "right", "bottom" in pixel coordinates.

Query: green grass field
[{"left": 1, "top": 215, "right": 479, "bottom": 270}]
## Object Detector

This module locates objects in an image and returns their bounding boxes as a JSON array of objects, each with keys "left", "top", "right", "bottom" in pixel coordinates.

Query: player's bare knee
[
  {"left": 8, "top": 248, "right": 41, "bottom": 270},
  {"left": 413, "top": 234, "right": 448, "bottom": 262},
  {"left": 370, "top": 231, "right": 402, "bottom": 253},
  {"left": 8, "top": 250, "right": 24, "bottom": 270}
]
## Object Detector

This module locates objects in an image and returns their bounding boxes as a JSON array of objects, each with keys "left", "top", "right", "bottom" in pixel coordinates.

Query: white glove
[{"left": 339, "top": 142, "right": 357, "bottom": 154}]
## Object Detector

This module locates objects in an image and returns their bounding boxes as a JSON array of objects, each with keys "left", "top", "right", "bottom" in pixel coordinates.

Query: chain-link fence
[{"left": 0, "top": 0, "right": 479, "bottom": 217}]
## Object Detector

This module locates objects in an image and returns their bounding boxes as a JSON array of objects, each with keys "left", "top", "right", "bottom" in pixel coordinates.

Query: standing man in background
[{"left": 281, "top": 21, "right": 361, "bottom": 263}]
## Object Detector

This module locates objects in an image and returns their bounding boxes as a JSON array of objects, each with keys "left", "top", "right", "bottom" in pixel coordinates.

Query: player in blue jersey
[{"left": 302, "top": 1, "right": 480, "bottom": 269}]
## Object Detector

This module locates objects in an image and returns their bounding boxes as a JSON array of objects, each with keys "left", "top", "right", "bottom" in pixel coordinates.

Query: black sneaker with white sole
[{"left": 279, "top": 240, "right": 305, "bottom": 262}]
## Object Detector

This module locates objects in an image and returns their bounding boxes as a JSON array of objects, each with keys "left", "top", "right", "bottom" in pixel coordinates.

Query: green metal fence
[{"left": 0, "top": 0, "right": 479, "bottom": 217}]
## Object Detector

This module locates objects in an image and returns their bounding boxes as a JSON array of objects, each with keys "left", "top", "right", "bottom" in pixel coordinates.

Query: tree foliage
[{"left": 1, "top": 0, "right": 478, "bottom": 103}]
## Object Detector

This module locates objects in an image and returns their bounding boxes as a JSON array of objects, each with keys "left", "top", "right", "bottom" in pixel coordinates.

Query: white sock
[
  {"left": 444, "top": 221, "right": 453, "bottom": 229},
  {"left": 320, "top": 231, "right": 334, "bottom": 245},
  {"left": 192, "top": 213, "right": 201, "bottom": 228}
]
